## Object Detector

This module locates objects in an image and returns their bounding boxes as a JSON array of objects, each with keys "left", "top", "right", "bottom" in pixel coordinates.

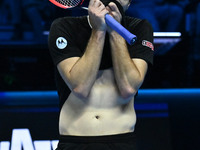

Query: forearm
[
  {"left": 110, "top": 32, "right": 144, "bottom": 98},
  {"left": 68, "top": 30, "right": 106, "bottom": 97}
]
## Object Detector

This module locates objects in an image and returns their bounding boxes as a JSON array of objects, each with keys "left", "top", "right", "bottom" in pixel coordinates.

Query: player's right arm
[{"left": 57, "top": 0, "right": 108, "bottom": 98}]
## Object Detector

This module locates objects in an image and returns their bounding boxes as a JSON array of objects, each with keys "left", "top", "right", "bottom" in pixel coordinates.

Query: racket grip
[{"left": 105, "top": 14, "right": 137, "bottom": 45}]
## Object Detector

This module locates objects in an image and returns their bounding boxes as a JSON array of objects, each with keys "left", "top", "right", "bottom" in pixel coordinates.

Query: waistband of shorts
[{"left": 59, "top": 132, "right": 136, "bottom": 143}]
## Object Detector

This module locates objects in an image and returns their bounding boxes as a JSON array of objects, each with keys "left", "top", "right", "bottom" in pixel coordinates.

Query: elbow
[
  {"left": 72, "top": 85, "right": 90, "bottom": 99},
  {"left": 120, "top": 77, "right": 144, "bottom": 99},
  {"left": 119, "top": 70, "right": 146, "bottom": 98},
  {"left": 120, "top": 86, "right": 137, "bottom": 99}
]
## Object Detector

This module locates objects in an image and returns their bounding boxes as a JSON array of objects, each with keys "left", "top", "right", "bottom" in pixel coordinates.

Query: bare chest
[{"left": 74, "top": 68, "right": 132, "bottom": 108}]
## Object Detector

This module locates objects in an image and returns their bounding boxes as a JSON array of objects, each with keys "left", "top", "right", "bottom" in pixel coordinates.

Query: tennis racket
[{"left": 49, "top": 0, "right": 137, "bottom": 45}]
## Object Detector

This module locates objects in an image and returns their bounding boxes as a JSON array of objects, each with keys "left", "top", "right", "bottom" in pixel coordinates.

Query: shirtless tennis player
[{"left": 48, "top": 0, "right": 154, "bottom": 149}]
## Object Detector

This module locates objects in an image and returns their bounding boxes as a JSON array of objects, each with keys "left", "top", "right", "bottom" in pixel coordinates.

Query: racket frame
[{"left": 49, "top": 0, "right": 84, "bottom": 9}]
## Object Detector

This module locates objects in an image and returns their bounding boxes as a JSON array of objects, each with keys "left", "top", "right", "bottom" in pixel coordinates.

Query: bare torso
[{"left": 59, "top": 68, "right": 136, "bottom": 136}]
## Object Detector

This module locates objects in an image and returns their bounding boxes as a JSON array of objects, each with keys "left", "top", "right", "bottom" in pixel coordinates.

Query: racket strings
[{"left": 55, "top": 0, "right": 81, "bottom": 7}]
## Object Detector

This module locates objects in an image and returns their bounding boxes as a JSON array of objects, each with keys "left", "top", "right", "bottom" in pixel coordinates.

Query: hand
[
  {"left": 88, "top": 0, "right": 109, "bottom": 31},
  {"left": 106, "top": 2, "right": 122, "bottom": 33}
]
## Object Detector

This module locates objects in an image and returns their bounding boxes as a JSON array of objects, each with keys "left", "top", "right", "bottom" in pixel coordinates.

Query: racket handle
[{"left": 105, "top": 14, "right": 137, "bottom": 45}]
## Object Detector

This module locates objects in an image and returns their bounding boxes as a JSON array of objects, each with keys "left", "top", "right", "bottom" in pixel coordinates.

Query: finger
[
  {"left": 107, "top": 2, "right": 119, "bottom": 12},
  {"left": 89, "top": 0, "right": 95, "bottom": 6},
  {"left": 106, "top": 3, "right": 122, "bottom": 23},
  {"left": 98, "top": 1, "right": 106, "bottom": 9},
  {"left": 107, "top": 2, "right": 121, "bottom": 17},
  {"left": 106, "top": 5, "right": 118, "bottom": 16},
  {"left": 89, "top": 0, "right": 100, "bottom": 8},
  {"left": 95, "top": 1, "right": 108, "bottom": 14},
  {"left": 93, "top": 0, "right": 103, "bottom": 8},
  {"left": 89, "top": 0, "right": 103, "bottom": 13},
  {"left": 106, "top": 6, "right": 114, "bottom": 17},
  {"left": 106, "top": 6, "right": 111, "bottom": 13}
]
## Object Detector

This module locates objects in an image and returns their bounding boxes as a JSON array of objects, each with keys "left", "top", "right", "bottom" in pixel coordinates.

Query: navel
[{"left": 95, "top": 115, "right": 100, "bottom": 119}]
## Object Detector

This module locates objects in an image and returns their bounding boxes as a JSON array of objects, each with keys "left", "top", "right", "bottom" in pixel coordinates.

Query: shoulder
[
  {"left": 125, "top": 16, "right": 142, "bottom": 26},
  {"left": 125, "top": 16, "right": 153, "bottom": 31}
]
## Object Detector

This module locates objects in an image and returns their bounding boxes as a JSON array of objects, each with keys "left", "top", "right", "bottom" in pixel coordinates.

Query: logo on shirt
[
  {"left": 142, "top": 40, "right": 154, "bottom": 51},
  {"left": 56, "top": 37, "right": 67, "bottom": 49}
]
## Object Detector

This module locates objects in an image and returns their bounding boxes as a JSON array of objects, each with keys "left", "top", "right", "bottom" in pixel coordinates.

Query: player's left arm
[
  {"left": 110, "top": 32, "right": 148, "bottom": 99},
  {"left": 107, "top": 2, "right": 148, "bottom": 98}
]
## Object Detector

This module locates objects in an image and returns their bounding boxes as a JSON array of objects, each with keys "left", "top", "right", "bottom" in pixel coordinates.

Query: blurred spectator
[
  {"left": 0, "top": 0, "right": 8, "bottom": 25},
  {"left": 197, "top": 2, "right": 200, "bottom": 37},
  {"left": 22, "top": 0, "right": 45, "bottom": 42},
  {"left": 0, "top": 0, "right": 23, "bottom": 39},
  {"left": 5, "top": 0, "right": 23, "bottom": 40},
  {"left": 194, "top": 1, "right": 200, "bottom": 61},
  {"left": 186, "top": 0, "right": 200, "bottom": 36},
  {"left": 185, "top": 0, "right": 200, "bottom": 58},
  {"left": 23, "top": 0, "right": 56, "bottom": 42},
  {"left": 126, "top": 0, "right": 189, "bottom": 32},
  {"left": 2, "top": 0, "right": 53, "bottom": 42},
  {"left": 186, "top": 0, "right": 200, "bottom": 59}
]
